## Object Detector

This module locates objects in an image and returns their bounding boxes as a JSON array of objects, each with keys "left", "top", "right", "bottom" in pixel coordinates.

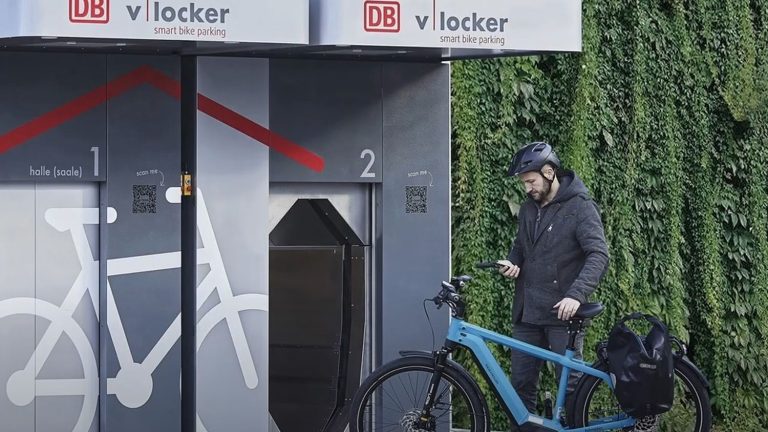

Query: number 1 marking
[{"left": 91, "top": 147, "right": 99, "bottom": 177}]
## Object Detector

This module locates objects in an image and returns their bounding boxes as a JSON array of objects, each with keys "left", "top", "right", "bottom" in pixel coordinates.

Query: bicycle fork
[{"left": 416, "top": 347, "right": 452, "bottom": 431}]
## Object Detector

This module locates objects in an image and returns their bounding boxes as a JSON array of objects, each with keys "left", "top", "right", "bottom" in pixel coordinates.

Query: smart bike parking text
[
  {"left": 415, "top": 11, "right": 509, "bottom": 47},
  {"left": 124, "top": 2, "right": 230, "bottom": 39}
]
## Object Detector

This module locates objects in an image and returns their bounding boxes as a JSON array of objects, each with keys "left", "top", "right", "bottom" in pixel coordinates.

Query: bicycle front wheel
[
  {"left": 569, "top": 358, "right": 712, "bottom": 432},
  {"left": 349, "top": 356, "right": 488, "bottom": 432}
]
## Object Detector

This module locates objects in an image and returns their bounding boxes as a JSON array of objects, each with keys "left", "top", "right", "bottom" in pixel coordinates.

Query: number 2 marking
[{"left": 360, "top": 149, "right": 376, "bottom": 178}]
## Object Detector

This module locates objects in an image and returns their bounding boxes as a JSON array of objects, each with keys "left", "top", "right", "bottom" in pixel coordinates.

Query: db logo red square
[
  {"left": 364, "top": 1, "right": 400, "bottom": 33},
  {"left": 69, "top": 0, "right": 110, "bottom": 24}
]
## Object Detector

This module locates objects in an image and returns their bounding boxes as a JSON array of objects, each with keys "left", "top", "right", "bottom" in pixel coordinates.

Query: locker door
[
  {"left": 0, "top": 183, "right": 100, "bottom": 432},
  {"left": 0, "top": 184, "right": 36, "bottom": 431}
]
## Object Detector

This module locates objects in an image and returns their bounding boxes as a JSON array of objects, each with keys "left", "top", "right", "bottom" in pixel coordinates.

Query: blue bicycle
[{"left": 349, "top": 266, "right": 712, "bottom": 432}]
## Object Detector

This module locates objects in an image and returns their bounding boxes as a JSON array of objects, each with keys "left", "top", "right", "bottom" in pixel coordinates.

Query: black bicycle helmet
[{"left": 508, "top": 141, "right": 561, "bottom": 176}]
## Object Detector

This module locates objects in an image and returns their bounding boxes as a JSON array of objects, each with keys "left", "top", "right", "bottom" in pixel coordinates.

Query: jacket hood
[{"left": 550, "top": 170, "right": 589, "bottom": 204}]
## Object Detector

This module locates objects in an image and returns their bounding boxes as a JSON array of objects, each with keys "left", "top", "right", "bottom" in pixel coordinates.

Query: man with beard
[{"left": 495, "top": 142, "right": 609, "bottom": 431}]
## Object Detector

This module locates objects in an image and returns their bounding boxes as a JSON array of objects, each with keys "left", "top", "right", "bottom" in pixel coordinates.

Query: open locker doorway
[{"left": 268, "top": 183, "right": 373, "bottom": 432}]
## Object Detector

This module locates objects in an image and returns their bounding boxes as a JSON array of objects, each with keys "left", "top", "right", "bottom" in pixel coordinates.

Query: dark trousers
[{"left": 510, "top": 323, "right": 585, "bottom": 432}]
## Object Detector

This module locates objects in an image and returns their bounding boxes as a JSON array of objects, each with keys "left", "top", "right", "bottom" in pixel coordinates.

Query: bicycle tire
[
  {"left": 349, "top": 356, "right": 489, "bottom": 432},
  {"left": 569, "top": 358, "right": 712, "bottom": 432}
]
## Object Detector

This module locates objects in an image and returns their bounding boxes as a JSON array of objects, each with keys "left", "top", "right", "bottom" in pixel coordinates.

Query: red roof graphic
[{"left": 0, "top": 65, "right": 325, "bottom": 173}]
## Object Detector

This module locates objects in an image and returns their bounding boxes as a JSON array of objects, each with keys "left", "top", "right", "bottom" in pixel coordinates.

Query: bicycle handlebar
[
  {"left": 431, "top": 263, "right": 507, "bottom": 316},
  {"left": 432, "top": 277, "right": 469, "bottom": 316}
]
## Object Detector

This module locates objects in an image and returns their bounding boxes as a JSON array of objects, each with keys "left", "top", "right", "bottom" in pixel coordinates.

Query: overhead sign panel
[
  {"left": 1, "top": 0, "right": 308, "bottom": 43},
  {"left": 312, "top": 0, "right": 582, "bottom": 52}
]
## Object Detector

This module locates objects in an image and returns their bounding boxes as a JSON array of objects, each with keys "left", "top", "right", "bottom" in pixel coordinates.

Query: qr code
[
  {"left": 406, "top": 186, "right": 427, "bottom": 213},
  {"left": 133, "top": 185, "right": 157, "bottom": 214}
]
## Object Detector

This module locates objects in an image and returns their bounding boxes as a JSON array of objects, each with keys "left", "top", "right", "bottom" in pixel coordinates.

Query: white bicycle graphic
[{"left": 0, "top": 187, "right": 268, "bottom": 432}]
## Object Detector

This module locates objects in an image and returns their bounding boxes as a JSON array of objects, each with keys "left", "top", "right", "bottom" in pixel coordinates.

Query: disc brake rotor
[{"left": 399, "top": 410, "right": 435, "bottom": 432}]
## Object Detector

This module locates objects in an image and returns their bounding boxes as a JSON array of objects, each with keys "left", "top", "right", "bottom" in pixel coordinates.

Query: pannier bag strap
[{"left": 617, "top": 312, "right": 666, "bottom": 329}]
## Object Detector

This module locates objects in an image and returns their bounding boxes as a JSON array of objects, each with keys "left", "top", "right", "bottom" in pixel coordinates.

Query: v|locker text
[
  {"left": 124, "top": 2, "right": 231, "bottom": 39},
  {"left": 415, "top": 10, "right": 509, "bottom": 47}
]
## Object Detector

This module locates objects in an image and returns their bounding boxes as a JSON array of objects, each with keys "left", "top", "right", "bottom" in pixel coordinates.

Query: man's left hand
[{"left": 553, "top": 297, "right": 581, "bottom": 321}]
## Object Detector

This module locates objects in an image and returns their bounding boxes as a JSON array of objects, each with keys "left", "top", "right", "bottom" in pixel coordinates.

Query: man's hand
[
  {"left": 553, "top": 297, "right": 581, "bottom": 321},
  {"left": 496, "top": 260, "right": 520, "bottom": 279}
]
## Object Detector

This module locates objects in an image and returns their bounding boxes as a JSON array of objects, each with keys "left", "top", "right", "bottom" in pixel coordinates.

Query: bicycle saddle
[{"left": 573, "top": 302, "right": 604, "bottom": 319}]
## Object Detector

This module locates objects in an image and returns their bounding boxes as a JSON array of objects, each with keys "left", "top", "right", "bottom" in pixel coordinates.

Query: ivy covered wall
[{"left": 451, "top": 0, "right": 768, "bottom": 429}]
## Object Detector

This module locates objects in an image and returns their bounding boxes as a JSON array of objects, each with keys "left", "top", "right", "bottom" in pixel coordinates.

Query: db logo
[
  {"left": 364, "top": 1, "right": 400, "bottom": 33},
  {"left": 69, "top": 0, "right": 110, "bottom": 24}
]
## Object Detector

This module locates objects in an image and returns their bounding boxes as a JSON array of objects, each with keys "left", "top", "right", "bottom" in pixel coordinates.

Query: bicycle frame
[{"left": 446, "top": 318, "right": 636, "bottom": 431}]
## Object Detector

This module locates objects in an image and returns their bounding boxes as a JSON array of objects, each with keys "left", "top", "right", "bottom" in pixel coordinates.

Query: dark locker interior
[{"left": 269, "top": 199, "right": 367, "bottom": 432}]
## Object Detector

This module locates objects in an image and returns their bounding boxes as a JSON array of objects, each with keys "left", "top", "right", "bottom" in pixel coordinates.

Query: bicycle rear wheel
[
  {"left": 569, "top": 358, "right": 712, "bottom": 432},
  {"left": 349, "top": 356, "right": 488, "bottom": 432}
]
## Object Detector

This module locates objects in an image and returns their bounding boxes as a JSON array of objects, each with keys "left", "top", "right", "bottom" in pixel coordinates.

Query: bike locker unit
[{"left": 0, "top": 1, "right": 582, "bottom": 432}]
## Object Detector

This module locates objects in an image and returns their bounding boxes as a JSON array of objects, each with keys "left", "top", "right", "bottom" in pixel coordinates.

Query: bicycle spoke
[
  {"left": 396, "top": 374, "right": 414, "bottom": 409},
  {"left": 380, "top": 384, "right": 406, "bottom": 413},
  {"left": 406, "top": 371, "right": 418, "bottom": 407},
  {"left": 435, "top": 383, "right": 451, "bottom": 404}
]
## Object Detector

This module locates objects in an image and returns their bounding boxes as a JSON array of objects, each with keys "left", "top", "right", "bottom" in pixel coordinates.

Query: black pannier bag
[{"left": 606, "top": 313, "right": 674, "bottom": 417}]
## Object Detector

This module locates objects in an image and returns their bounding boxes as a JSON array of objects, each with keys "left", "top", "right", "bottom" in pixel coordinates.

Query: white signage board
[
  {"left": 0, "top": 1, "right": 20, "bottom": 38},
  {"left": 311, "top": 0, "right": 582, "bottom": 52},
  {"left": 0, "top": 0, "right": 308, "bottom": 43}
]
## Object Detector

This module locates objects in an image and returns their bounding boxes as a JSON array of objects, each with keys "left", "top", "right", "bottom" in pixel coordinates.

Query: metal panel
[
  {"left": 0, "top": 184, "right": 36, "bottom": 432},
  {"left": 196, "top": 56, "right": 270, "bottom": 432},
  {"left": 105, "top": 55, "right": 182, "bottom": 432},
  {"left": 269, "top": 183, "right": 371, "bottom": 244},
  {"left": 34, "top": 184, "right": 100, "bottom": 432},
  {"left": 269, "top": 60, "right": 383, "bottom": 183},
  {"left": 0, "top": 183, "right": 100, "bottom": 432},
  {"left": 379, "top": 62, "right": 450, "bottom": 365},
  {"left": 0, "top": 53, "right": 107, "bottom": 182},
  {"left": 270, "top": 247, "right": 345, "bottom": 432}
]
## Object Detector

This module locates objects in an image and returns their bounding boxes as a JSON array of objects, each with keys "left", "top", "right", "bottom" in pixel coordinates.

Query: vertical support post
[{"left": 180, "top": 55, "right": 198, "bottom": 432}]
